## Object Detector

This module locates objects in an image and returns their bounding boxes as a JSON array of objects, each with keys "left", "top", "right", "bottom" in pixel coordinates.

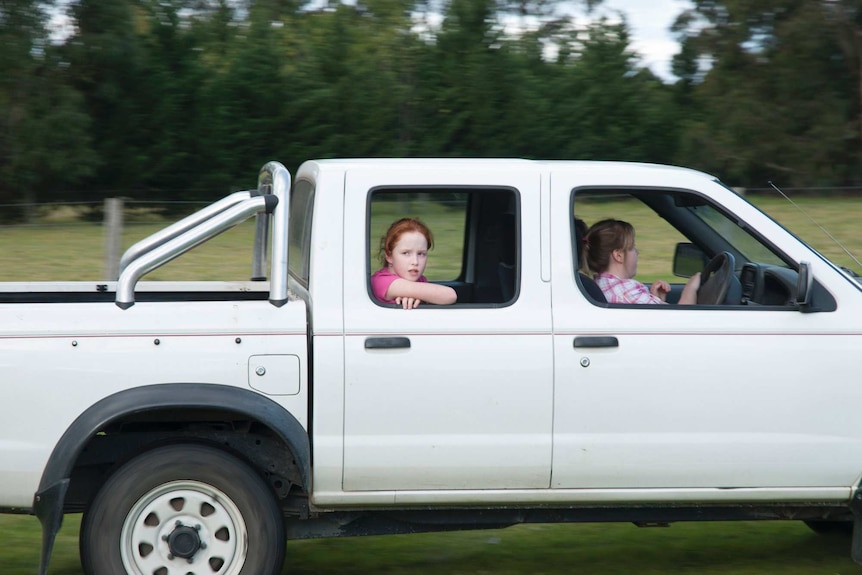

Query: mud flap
[{"left": 33, "top": 479, "right": 69, "bottom": 575}]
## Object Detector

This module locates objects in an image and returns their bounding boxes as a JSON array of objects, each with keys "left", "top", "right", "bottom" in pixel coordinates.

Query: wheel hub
[
  {"left": 166, "top": 521, "right": 203, "bottom": 559},
  {"left": 120, "top": 481, "right": 248, "bottom": 575}
]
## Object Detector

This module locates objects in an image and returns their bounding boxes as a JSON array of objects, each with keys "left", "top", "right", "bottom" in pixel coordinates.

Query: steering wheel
[{"left": 697, "top": 251, "right": 735, "bottom": 305}]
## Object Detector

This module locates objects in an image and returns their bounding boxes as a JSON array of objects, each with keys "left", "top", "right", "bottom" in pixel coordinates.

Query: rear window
[
  {"left": 288, "top": 179, "right": 314, "bottom": 286},
  {"left": 368, "top": 187, "right": 519, "bottom": 306}
]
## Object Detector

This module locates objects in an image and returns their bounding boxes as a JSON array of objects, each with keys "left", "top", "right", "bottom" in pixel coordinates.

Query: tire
[
  {"left": 804, "top": 520, "right": 853, "bottom": 536},
  {"left": 80, "top": 443, "right": 285, "bottom": 575}
]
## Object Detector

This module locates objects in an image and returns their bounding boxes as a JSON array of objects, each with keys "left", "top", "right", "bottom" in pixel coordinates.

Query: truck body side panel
[{"left": 0, "top": 299, "right": 308, "bottom": 508}]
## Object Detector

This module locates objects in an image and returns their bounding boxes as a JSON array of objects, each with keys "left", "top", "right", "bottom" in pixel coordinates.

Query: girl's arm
[
  {"left": 678, "top": 272, "right": 701, "bottom": 305},
  {"left": 386, "top": 278, "right": 457, "bottom": 305}
]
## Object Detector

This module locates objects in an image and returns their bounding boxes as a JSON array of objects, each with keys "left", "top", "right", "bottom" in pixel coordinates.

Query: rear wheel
[{"left": 80, "top": 443, "right": 285, "bottom": 575}]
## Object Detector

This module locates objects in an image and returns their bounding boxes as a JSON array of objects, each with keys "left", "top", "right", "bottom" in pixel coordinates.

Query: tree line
[{"left": 2, "top": 0, "right": 862, "bottom": 221}]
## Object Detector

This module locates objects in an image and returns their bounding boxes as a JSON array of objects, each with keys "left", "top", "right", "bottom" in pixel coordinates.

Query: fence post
[{"left": 103, "top": 197, "right": 125, "bottom": 281}]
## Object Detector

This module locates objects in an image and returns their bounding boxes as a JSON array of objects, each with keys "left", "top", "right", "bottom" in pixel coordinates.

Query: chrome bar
[
  {"left": 119, "top": 190, "right": 252, "bottom": 273},
  {"left": 251, "top": 214, "right": 270, "bottom": 280},
  {"left": 259, "top": 162, "right": 290, "bottom": 307},
  {"left": 115, "top": 196, "right": 270, "bottom": 308}
]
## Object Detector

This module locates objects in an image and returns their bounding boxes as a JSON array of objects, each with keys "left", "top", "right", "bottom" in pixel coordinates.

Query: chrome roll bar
[{"left": 115, "top": 162, "right": 291, "bottom": 308}]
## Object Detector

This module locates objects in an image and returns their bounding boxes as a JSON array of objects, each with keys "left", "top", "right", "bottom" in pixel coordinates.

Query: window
[
  {"left": 574, "top": 191, "right": 685, "bottom": 286},
  {"left": 288, "top": 179, "right": 314, "bottom": 287},
  {"left": 368, "top": 187, "right": 518, "bottom": 306},
  {"left": 573, "top": 188, "right": 799, "bottom": 307}
]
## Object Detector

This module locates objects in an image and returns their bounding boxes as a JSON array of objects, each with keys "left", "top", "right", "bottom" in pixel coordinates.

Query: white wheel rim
[{"left": 119, "top": 480, "right": 248, "bottom": 575}]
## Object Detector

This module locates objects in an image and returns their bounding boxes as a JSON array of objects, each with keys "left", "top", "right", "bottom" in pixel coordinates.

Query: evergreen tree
[{"left": 0, "top": 0, "right": 95, "bottom": 221}]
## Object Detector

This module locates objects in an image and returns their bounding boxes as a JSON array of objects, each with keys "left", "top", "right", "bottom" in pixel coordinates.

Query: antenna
[{"left": 768, "top": 181, "right": 862, "bottom": 269}]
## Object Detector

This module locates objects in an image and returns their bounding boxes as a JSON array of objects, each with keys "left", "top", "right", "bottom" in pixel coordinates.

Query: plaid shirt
[{"left": 595, "top": 273, "right": 665, "bottom": 304}]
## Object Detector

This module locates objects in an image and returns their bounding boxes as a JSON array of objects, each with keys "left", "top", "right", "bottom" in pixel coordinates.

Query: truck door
[
  {"left": 549, "top": 173, "right": 862, "bottom": 491},
  {"left": 341, "top": 166, "right": 553, "bottom": 491}
]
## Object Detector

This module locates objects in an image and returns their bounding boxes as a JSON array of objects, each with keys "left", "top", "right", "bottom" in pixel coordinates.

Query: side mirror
[
  {"left": 673, "top": 243, "right": 708, "bottom": 277},
  {"left": 796, "top": 261, "right": 813, "bottom": 308}
]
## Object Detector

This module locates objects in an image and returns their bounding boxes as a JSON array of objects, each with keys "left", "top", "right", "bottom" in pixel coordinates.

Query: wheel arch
[{"left": 33, "top": 382, "right": 309, "bottom": 575}]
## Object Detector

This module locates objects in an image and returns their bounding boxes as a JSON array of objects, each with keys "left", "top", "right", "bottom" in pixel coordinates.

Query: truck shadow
[{"left": 286, "top": 522, "right": 857, "bottom": 575}]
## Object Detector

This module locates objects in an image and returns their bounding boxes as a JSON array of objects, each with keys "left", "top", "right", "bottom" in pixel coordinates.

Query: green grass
[
  {"left": 0, "top": 220, "right": 259, "bottom": 282},
  {"left": 2, "top": 514, "right": 859, "bottom": 575},
  {"left": 4, "top": 195, "right": 860, "bottom": 284}
]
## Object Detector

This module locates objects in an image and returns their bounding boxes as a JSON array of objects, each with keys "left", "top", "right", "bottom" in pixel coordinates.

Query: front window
[{"left": 573, "top": 187, "right": 801, "bottom": 307}]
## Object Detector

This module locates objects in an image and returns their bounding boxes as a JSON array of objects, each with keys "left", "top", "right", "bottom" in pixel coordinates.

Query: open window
[
  {"left": 572, "top": 187, "right": 834, "bottom": 309},
  {"left": 368, "top": 187, "right": 519, "bottom": 307}
]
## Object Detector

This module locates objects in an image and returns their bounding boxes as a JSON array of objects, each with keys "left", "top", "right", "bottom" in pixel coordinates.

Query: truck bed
[{"left": 0, "top": 281, "right": 271, "bottom": 303}]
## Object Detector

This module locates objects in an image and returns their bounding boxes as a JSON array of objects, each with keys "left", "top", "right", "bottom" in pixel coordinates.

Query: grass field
[
  {"left": 2, "top": 194, "right": 862, "bottom": 572},
  {"left": 2, "top": 194, "right": 860, "bottom": 283},
  {"left": 2, "top": 513, "right": 859, "bottom": 575}
]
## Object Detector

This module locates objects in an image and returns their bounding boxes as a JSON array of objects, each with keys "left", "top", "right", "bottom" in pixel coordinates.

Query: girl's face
[
  {"left": 385, "top": 231, "right": 428, "bottom": 281},
  {"left": 620, "top": 244, "right": 639, "bottom": 279},
  {"left": 612, "top": 231, "right": 638, "bottom": 279}
]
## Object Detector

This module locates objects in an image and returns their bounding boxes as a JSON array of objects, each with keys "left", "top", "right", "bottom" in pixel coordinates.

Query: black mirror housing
[{"left": 673, "top": 243, "right": 708, "bottom": 277}]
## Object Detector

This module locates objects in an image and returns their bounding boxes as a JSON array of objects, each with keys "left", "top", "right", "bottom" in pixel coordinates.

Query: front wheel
[{"left": 80, "top": 443, "right": 285, "bottom": 575}]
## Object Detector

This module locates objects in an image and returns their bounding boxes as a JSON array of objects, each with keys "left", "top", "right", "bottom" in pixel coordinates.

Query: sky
[{"left": 593, "top": 0, "right": 693, "bottom": 81}]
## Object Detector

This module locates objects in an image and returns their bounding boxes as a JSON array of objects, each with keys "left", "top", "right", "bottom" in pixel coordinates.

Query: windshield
[
  {"left": 686, "top": 203, "right": 788, "bottom": 268},
  {"left": 712, "top": 180, "right": 862, "bottom": 276}
]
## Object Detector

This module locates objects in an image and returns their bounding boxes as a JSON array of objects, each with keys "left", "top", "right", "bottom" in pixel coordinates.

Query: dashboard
[{"left": 739, "top": 262, "right": 797, "bottom": 306}]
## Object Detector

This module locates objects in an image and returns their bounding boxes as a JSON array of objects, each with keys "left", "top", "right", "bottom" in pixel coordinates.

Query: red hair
[{"left": 378, "top": 218, "right": 434, "bottom": 267}]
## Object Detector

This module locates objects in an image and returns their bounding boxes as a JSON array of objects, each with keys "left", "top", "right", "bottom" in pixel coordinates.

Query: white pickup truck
[{"left": 3, "top": 159, "right": 862, "bottom": 575}]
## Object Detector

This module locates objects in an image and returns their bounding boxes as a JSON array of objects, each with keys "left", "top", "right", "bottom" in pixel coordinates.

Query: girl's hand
[
  {"left": 650, "top": 280, "right": 670, "bottom": 301},
  {"left": 395, "top": 296, "right": 422, "bottom": 309}
]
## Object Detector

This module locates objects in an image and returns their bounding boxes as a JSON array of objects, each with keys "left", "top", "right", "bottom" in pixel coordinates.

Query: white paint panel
[
  {"left": 344, "top": 334, "right": 553, "bottom": 489},
  {"left": 0, "top": 299, "right": 309, "bottom": 508}
]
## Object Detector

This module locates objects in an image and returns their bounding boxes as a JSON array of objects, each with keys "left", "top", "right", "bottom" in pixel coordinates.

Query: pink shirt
[
  {"left": 595, "top": 272, "right": 665, "bottom": 305},
  {"left": 371, "top": 268, "right": 428, "bottom": 303}
]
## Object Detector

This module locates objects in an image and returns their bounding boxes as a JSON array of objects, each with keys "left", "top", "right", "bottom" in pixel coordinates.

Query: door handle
[
  {"left": 573, "top": 336, "right": 618, "bottom": 348},
  {"left": 365, "top": 337, "right": 411, "bottom": 349}
]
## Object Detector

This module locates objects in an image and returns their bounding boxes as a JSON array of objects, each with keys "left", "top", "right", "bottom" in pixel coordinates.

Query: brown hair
[
  {"left": 378, "top": 217, "right": 434, "bottom": 267},
  {"left": 574, "top": 217, "right": 588, "bottom": 272},
  {"left": 584, "top": 219, "right": 635, "bottom": 274}
]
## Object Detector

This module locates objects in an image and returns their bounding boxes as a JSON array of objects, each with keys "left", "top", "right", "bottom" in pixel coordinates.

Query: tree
[
  {"left": 672, "top": 1, "right": 861, "bottom": 186},
  {"left": 62, "top": 0, "right": 148, "bottom": 196},
  {"left": 0, "top": 0, "right": 95, "bottom": 221}
]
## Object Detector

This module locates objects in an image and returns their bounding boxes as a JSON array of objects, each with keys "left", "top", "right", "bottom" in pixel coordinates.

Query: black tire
[
  {"left": 804, "top": 520, "right": 853, "bottom": 536},
  {"left": 80, "top": 443, "right": 285, "bottom": 575}
]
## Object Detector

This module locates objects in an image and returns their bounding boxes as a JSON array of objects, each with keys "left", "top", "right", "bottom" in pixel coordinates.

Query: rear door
[{"left": 341, "top": 165, "right": 554, "bottom": 491}]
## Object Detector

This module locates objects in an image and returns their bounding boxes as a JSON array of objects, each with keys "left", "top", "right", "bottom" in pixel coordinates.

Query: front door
[{"left": 550, "top": 175, "right": 862, "bottom": 490}]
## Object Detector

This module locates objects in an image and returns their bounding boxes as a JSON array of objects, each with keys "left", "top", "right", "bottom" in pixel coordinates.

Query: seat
[
  {"left": 573, "top": 217, "right": 606, "bottom": 303},
  {"left": 579, "top": 272, "right": 607, "bottom": 303}
]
